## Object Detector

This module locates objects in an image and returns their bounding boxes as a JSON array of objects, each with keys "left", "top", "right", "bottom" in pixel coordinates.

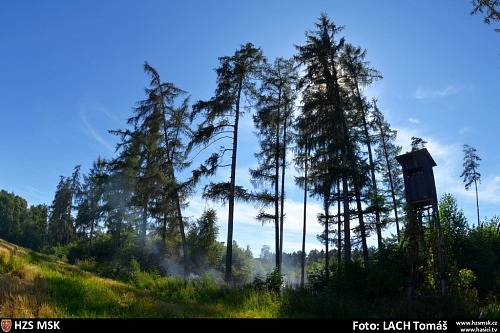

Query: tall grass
[
  {"left": 0, "top": 239, "right": 281, "bottom": 318},
  {"left": 0, "top": 238, "right": 498, "bottom": 318}
]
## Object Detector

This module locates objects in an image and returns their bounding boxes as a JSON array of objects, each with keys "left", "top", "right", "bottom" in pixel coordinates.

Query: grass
[
  {"left": 0, "top": 238, "right": 281, "bottom": 318},
  {"left": 1, "top": 238, "right": 499, "bottom": 318}
]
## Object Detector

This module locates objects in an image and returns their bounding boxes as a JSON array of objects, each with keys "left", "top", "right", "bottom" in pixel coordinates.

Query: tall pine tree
[
  {"left": 250, "top": 57, "right": 297, "bottom": 273},
  {"left": 191, "top": 43, "right": 265, "bottom": 283},
  {"left": 373, "top": 101, "right": 404, "bottom": 242},
  {"left": 461, "top": 144, "right": 482, "bottom": 227}
]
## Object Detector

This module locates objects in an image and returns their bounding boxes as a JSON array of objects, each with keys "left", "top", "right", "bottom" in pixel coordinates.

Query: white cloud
[
  {"left": 414, "top": 85, "right": 463, "bottom": 100},
  {"left": 100, "top": 107, "right": 125, "bottom": 124},
  {"left": 281, "top": 240, "right": 324, "bottom": 252},
  {"left": 456, "top": 176, "right": 500, "bottom": 204},
  {"left": 185, "top": 195, "right": 329, "bottom": 254},
  {"left": 80, "top": 110, "right": 114, "bottom": 152},
  {"left": 396, "top": 126, "right": 500, "bottom": 206},
  {"left": 183, "top": 122, "right": 498, "bottom": 254},
  {"left": 395, "top": 126, "right": 458, "bottom": 159},
  {"left": 408, "top": 117, "right": 421, "bottom": 124},
  {"left": 185, "top": 196, "right": 324, "bottom": 236}
]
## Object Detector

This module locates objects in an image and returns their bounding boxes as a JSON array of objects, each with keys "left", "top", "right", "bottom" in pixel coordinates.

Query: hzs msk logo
[{"left": 0, "top": 319, "right": 12, "bottom": 333}]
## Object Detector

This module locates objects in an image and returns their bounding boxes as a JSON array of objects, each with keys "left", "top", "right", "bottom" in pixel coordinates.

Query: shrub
[
  {"left": 250, "top": 275, "right": 266, "bottom": 291},
  {"left": 458, "top": 268, "right": 476, "bottom": 289},
  {"left": 76, "top": 258, "right": 97, "bottom": 272},
  {"left": 305, "top": 260, "right": 329, "bottom": 290},
  {"left": 265, "top": 268, "right": 283, "bottom": 293}
]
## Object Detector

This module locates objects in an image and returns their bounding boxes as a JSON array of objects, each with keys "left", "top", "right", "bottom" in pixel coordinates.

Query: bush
[
  {"left": 265, "top": 269, "right": 283, "bottom": 293},
  {"left": 458, "top": 268, "right": 476, "bottom": 289},
  {"left": 250, "top": 269, "right": 283, "bottom": 293},
  {"left": 460, "top": 224, "right": 500, "bottom": 298},
  {"left": 48, "top": 233, "right": 169, "bottom": 281},
  {"left": 305, "top": 260, "right": 329, "bottom": 290},
  {"left": 250, "top": 275, "right": 266, "bottom": 291},
  {"left": 67, "top": 242, "right": 90, "bottom": 264},
  {"left": 76, "top": 258, "right": 97, "bottom": 272},
  {"left": 48, "top": 243, "right": 71, "bottom": 261}
]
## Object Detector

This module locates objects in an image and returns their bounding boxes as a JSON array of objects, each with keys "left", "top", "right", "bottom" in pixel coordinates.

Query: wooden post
[
  {"left": 407, "top": 206, "right": 419, "bottom": 300},
  {"left": 433, "top": 203, "right": 447, "bottom": 296}
]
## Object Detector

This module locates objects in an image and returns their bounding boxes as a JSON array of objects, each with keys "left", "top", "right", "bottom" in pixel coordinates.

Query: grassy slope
[
  {"left": 3, "top": 238, "right": 498, "bottom": 318},
  {"left": 0, "top": 238, "right": 281, "bottom": 318}
]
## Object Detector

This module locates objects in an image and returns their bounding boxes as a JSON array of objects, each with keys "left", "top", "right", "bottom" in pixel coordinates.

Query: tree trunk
[
  {"left": 173, "top": 190, "right": 188, "bottom": 273},
  {"left": 89, "top": 216, "right": 95, "bottom": 245},
  {"left": 117, "top": 217, "right": 122, "bottom": 245},
  {"left": 170, "top": 170, "right": 186, "bottom": 267},
  {"left": 325, "top": 46, "right": 350, "bottom": 263},
  {"left": 342, "top": 150, "right": 351, "bottom": 262},
  {"left": 433, "top": 205, "right": 447, "bottom": 295},
  {"left": 337, "top": 180, "right": 342, "bottom": 267},
  {"left": 407, "top": 207, "right": 419, "bottom": 300},
  {"left": 354, "top": 183, "right": 369, "bottom": 266},
  {"left": 474, "top": 179, "right": 480, "bottom": 227},
  {"left": 279, "top": 112, "right": 287, "bottom": 272},
  {"left": 300, "top": 146, "right": 308, "bottom": 288},
  {"left": 158, "top": 89, "right": 188, "bottom": 272},
  {"left": 275, "top": 88, "right": 282, "bottom": 272},
  {"left": 378, "top": 120, "right": 400, "bottom": 241},
  {"left": 357, "top": 92, "right": 382, "bottom": 249},
  {"left": 338, "top": 87, "right": 351, "bottom": 263},
  {"left": 161, "top": 214, "right": 167, "bottom": 244},
  {"left": 324, "top": 198, "right": 330, "bottom": 280},
  {"left": 225, "top": 81, "right": 242, "bottom": 284},
  {"left": 160, "top": 164, "right": 189, "bottom": 274},
  {"left": 140, "top": 207, "right": 147, "bottom": 246},
  {"left": 386, "top": 164, "right": 400, "bottom": 240}
]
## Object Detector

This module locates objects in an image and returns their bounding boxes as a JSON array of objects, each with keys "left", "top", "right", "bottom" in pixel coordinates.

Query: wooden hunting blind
[
  {"left": 396, "top": 148, "right": 447, "bottom": 297},
  {"left": 396, "top": 148, "right": 437, "bottom": 208}
]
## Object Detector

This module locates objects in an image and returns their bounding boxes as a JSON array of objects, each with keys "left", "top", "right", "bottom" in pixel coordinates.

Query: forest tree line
[{"left": 0, "top": 14, "right": 499, "bottom": 299}]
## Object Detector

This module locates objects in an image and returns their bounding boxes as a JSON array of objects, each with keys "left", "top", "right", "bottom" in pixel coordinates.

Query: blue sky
[{"left": 0, "top": 1, "right": 498, "bottom": 256}]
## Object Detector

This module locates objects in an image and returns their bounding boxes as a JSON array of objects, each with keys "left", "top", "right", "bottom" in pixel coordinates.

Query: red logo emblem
[{"left": 0, "top": 319, "right": 11, "bottom": 333}]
